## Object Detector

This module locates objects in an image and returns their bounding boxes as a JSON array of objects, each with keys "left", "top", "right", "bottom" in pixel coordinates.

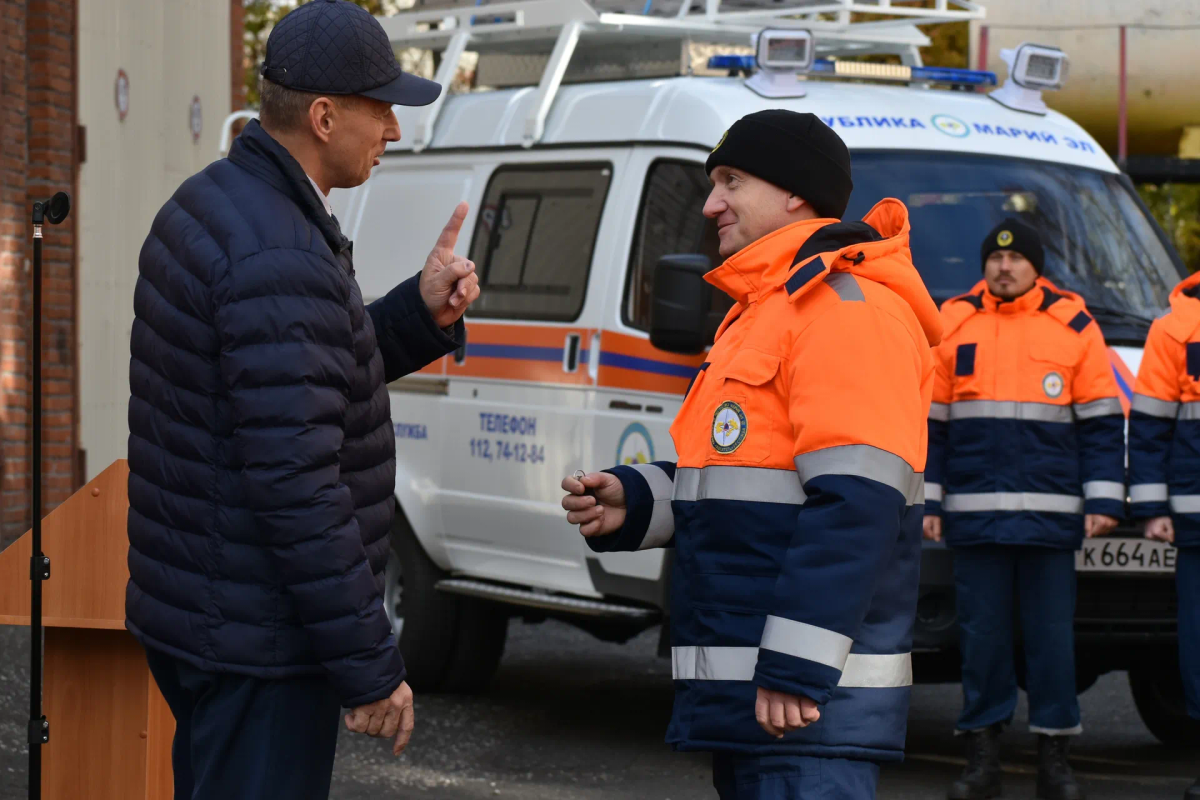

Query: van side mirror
[{"left": 650, "top": 254, "right": 715, "bottom": 355}]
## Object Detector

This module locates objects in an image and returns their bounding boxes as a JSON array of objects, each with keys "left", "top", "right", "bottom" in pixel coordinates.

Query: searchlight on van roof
[
  {"left": 989, "top": 43, "right": 1070, "bottom": 116},
  {"left": 745, "top": 29, "right": 816, "bottom": 99}
]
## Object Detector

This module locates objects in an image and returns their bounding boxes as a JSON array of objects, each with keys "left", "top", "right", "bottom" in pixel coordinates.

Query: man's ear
[
  {"left": 785, "top": 193, "right": 808, "bottom": 214},
  {"left": 308, "top": 97, "right": 336, "bottom": 144}
]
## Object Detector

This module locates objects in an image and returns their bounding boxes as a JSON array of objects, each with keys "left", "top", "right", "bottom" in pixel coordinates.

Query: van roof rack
[{"left": 377, "top": 0, "right": 985, "bottom": 150}]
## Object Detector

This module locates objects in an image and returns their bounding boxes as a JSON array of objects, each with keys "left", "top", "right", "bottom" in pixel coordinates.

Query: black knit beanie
[
  {"left": 704, "top": 110, "right": 853, "bottom": 220},
  {"left": 980, "top": 217, "right": 1045, "bottom": 274}
]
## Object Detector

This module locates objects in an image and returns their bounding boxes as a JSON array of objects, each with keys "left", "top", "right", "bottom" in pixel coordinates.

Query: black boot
[
  {"left": 948, "top": 725, "right": 1002, "bottom": 800},
  {"left": 1184, "top": 776, "right": 1200, "bottom": 799},
  {"left": 1037, "top": 735, "right": 1085, "bottom": 800}
]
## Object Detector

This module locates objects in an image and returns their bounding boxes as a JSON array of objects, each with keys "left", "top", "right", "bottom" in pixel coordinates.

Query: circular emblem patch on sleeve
[
  {"left": 712, "top": 401, "right": 748, "bottom": 454},
  {"left": 1042, "top": 371, "right": 1064, "bottom": 398},
  {"left": 997, "top": 230, "right": 1014, "bottom": 247}
]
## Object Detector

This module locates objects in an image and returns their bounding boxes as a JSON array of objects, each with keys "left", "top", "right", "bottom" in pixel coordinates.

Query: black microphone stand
[{"left": 26, "top": 191, "right": 69, "bottom": 800}]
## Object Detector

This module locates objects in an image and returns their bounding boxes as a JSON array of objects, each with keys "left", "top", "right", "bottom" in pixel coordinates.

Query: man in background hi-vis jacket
[
  {"left": 562, "top": 110, "right": 941, "bottom": 800},
  {"left": 1127, "top": 271, "right": 1200, "bottom": 800},
  {"left": 925, "top": 219, "right": 1125, "bottom": 800}
]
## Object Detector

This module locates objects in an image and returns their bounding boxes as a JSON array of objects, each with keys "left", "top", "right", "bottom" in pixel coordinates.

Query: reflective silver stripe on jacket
[
  {"left": 925, "top": 482, "right": 943, "bottom": 503},
  {"left": 760, "top": 615, "right": 852, "bottom": 671},
  {"left": 943, "top": 492, "right": 1084, "bottom": 514},
  {"left": 1170, "top": 495, "right": 1200, "bottom": 514},
  {"left": 1130, "top": 483, "right": 1169, "bottom": 504},
  {"left": 673, "top": 466, "right": 806, "bottom": 505},
  {"left": 838, "top": 652, "right": 913, "bottom": 688},
  {"left": 1131, "top": 393, "right": 1179, "bottom": 419},
  {"left": 949, "top": 400, "right": 1072, "bottom": 423},
  {"left": 1082, "top": 481, "right": 1125, "bottom": 502},
  {"left": 793, "top": 444, "right": 924, "bottom": 506},
  {"left": 627, "top": 463, "right": 675, "bottom": 550},
  {"left": 1073, "top": 397, "right": 1124, "bottom": 419},
  {"left": 671, "top": 646, "right": 912, "bottom": 688},
  {"left": 825, "top": 272, "right": 865, "bottom": 302},
  {"left": 929, "top": 402, "right": 950, "bottom": 422},
  {"left": 1180, "top": 403, "right": 1200, "bottom": 421}
]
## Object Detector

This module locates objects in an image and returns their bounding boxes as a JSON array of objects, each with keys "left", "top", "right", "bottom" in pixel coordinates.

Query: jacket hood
[
  {"left": 1161, "top": 271, "right": 1200, "bottom": 342},
  {"left": 707, "top": 198, "right": 942, "bottom": 347},
  {"left": 940, "top": 277, "right": 1094, "bottom": 340}
]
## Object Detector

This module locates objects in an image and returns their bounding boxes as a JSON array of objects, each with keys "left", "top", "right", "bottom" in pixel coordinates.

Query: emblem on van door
[
  {"left": 616, "top": 422, "right": 655, "bottom": 466},
  {"left": 1043, "top": 371, "right": 1064, "bottom": 399},
  {"left": 711, "top": 401, "right": 748, "bottom": 454}
]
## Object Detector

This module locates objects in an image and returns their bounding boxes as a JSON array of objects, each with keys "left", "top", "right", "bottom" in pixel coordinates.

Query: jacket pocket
[
  {"left": 1029, "top": 339, "right": 1076, "bottom": 403},
  {"left": 710, "top": 350, "right": 781, "bottom": 465},
  {"left": 952, "top": 343, "right": 983, "bottom": 400}
]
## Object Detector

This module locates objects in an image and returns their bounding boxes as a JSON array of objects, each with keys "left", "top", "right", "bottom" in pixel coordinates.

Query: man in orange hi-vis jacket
[
  {"left": 560, "top": 110, "right": 942, "bottom": 800},
  {"left": 1127, "top": 272, "right": 1200, "bottom": 800},
  {"left": 925, "top": 219, "right": 1125, "bottom": 800}
]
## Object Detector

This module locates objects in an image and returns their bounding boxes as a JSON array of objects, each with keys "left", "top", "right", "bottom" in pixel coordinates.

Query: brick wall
[{"left": 0, "top": 0, "right": 78, "bottom": 550}]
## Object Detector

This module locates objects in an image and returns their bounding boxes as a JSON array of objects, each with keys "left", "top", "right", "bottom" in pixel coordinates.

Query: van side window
[
  {"left": 624, "top": 160, "right": 730, "bottom": 332},
  {"left": 467, "top": 163, "right": 612, "bottom": 321}
]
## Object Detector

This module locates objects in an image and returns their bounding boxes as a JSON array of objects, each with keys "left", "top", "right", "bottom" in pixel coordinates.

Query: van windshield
[{"left": 845, "top": 152, "right": 1185, "bottom": 334}]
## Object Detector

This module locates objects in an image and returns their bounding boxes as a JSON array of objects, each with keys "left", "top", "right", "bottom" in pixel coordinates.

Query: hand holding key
[{"left": 561, "top": 471, "right": 627, "bottom": 537}]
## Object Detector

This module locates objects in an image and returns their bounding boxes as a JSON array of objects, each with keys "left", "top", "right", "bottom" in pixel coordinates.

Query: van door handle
[{"left": 563, "top": 333, "right": 581, "bottom": 373}]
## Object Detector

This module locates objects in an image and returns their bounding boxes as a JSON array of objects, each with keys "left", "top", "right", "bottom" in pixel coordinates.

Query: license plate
[{"left": 1076, "top": 539, "right": 1177, "bottom": 573}]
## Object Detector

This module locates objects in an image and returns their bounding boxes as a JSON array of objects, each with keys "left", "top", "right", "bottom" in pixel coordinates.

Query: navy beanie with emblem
[
  {"left": 980, "top": 217, "right": 1045, "bottom": 274},
  {"left": 704, "top": 110, "right": 853, "bottom": 219}
]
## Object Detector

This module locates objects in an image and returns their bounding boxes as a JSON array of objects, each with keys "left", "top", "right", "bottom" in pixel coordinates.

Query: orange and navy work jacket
[
  {"left": 926, "top": 278, "right": 1126, "bottom": 549},
  {"left": 1129, "top": 271, "right": 1200, "bottom": 549},
  {"left": 588, "top": 199, "right": 941, "bottom": 762}
]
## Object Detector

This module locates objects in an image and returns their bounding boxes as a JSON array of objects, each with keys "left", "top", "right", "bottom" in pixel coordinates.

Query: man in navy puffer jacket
[{"left": 124, "top": 3, "right": 478, "bottom": 798}]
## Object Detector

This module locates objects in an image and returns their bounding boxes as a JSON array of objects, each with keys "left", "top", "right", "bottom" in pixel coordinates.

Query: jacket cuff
[
  {"left": 584, "top": 464, "right": 664, "bottom": 553},
  {"left": 335, "top": 653, "right": 407, "bottom": 709},
  {"left": 1083, "top": 498, "right": 1125, "bottom": 519},
  {"left": 753, "top": 648, "right": 840, "bottom": 707},
  {"left": 923, "top": 481, "right": 943, "bottom": 516},
  {"left": 381, "top": 274, "right": 463, "bottom": 352},
  {"left": 1130, "top": 501, "right": 1171, "bottom": 520}
]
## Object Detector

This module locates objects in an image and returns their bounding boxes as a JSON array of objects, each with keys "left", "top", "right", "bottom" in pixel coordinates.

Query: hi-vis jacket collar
[
  {"left": 705, "top": 198, "right": 942, "bottom": 348},
  {"left": 942, "top": 277, "right": 1094, "bottom": 340}
]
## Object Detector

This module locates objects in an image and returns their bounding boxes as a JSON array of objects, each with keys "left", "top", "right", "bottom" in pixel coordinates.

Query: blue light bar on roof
[
  {"left": 708, "top": 55, "right": 756, "bottom": 71},
  {"left": 706, "top": 55, "right": 997, "bottom": 88}
]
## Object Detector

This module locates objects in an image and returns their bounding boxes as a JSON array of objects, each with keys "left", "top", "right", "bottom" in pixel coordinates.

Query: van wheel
[
  {"left": 1129, "top": 662, "right": 1200, "bottom": 747},
  {"left": 438, "top": 597, "right": 508, "bottom": 694},
  {"left": 385, "top": 519, "right": 458, "bottom": 691}
]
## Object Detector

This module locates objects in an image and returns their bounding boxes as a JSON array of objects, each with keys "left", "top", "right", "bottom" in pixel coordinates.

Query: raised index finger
[{"left": 436, "top": 202, "right": 469, "bottom": 252}]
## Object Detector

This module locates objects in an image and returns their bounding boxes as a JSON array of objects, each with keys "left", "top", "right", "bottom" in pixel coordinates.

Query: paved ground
[{"left": 1, "top": 621, "right": 1195, "bottom": 799}]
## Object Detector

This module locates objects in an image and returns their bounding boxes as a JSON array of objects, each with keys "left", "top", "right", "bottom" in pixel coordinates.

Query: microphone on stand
[{"left": 27, "top": 190, "right": 69, "bottom": 800}]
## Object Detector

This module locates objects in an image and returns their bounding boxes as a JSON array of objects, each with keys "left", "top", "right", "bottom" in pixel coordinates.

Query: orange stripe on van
[{"left": 400, "top": 322, "right": 705, "bottom": 393}]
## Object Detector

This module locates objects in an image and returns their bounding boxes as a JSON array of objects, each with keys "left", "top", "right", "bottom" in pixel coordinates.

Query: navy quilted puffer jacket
[{"left": 125, "top": 120, "right": 461, "bottom": 707}]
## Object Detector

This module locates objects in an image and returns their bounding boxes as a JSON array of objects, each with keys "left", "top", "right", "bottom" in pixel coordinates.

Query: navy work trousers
[
  {"left": 712, "top": 753, "right": 880, "bottom": 799},
  {"left": 1179, "top": 547, "right": 1200, "bottom": 720},
  {"left": 952, "top": 545, "right": 1081, "bottom": 735},
  {"left": 145, "top": 646, "right": 343, "bottom": 800}
]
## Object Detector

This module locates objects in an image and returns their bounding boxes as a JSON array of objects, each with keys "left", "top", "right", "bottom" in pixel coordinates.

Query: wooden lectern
[{"left": 0, "top": 460, "right": 174, "bottom": 799}]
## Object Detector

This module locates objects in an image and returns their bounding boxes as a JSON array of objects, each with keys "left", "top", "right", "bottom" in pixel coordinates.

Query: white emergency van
[{"left": 224, "top": 0, "right": 1195, "bottom": 743}]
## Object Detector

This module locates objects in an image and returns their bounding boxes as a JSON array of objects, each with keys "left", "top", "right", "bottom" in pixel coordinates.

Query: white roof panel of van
[{"left": 389, "top": 76, "right": 1118, "bottom": 174}]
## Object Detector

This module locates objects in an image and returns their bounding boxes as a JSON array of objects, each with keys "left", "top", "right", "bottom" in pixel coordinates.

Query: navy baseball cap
[{"left": 260, "top": 0, "right": 441, "bottom": 107}]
